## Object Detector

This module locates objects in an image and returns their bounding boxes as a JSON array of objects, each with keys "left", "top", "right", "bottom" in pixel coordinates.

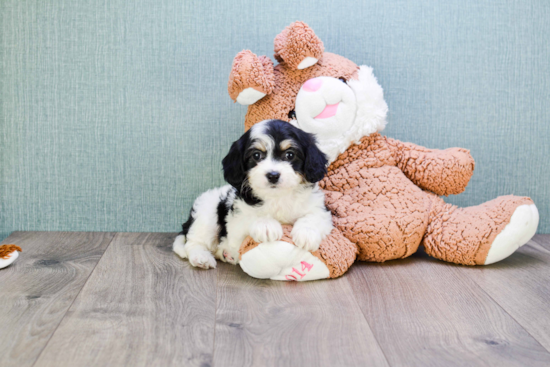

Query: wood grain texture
[
  {"left": 213, "top": 262, "right": 389, "bottom": 367},
  {"left": 452, "top": 235, "right": 550, "bottom": 352},
  {"left": 347, "top": 249, "right": 550, "bottom": 367},
  {"left": 3, "top": 232, "right": 550, "bottom": 367},
  {"left": 33, "top": 232, "right": 217, "bottom": 367},
  {"left": 0, "top": 231, "right": 114, "bottom": 367}
]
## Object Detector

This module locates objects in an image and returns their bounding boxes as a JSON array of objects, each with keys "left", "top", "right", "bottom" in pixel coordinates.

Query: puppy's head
[{"left": 222, "top": 119, "right": 327, "bottom": 200}]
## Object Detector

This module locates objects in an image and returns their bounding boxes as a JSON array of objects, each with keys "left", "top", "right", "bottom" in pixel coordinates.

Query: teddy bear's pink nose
[{"left": 302, "top": 78, "right": 322, "bottom": 92}]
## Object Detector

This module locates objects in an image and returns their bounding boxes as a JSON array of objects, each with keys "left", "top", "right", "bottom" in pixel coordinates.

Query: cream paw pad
[{"left": 485, "top": 204, "right": 539, "bottom": 265}]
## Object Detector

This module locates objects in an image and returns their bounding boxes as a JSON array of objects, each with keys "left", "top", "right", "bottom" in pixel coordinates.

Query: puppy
[{"left": 173, "top": 119, "right": 333, "bottom": 269}]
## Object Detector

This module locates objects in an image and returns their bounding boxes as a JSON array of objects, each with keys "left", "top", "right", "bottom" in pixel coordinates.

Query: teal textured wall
[{"left": 1, "top": 0, "right": 549, "bottom": 240}]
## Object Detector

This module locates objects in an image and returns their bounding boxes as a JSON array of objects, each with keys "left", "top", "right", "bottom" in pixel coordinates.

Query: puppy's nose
[{"left": 266, "top": 171, "right": 280, "bottom": 184}]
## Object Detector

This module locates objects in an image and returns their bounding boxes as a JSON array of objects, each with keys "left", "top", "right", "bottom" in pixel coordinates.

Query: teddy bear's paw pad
[
  {"left": 485, "top": 204, "right": 539, "bottom": 265},
  {"left": 188, "top": 248, "right": 217, "bottom": 269},
  {"left": 0, "top": 249, "right": 19, "bottom": 269},
  {"left": 240, "top": 241, "right": 329, "bottom": 281}
]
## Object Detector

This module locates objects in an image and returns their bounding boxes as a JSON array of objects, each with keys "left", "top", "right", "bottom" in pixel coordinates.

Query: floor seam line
[
  {"left": 346, "top": 271, "right": 392, "bottom": 367},
  {"left": 29, "top": 232, "right": 118, "bottom": 367},
  {"left": 211, "top": 263, "right": 220, "bottom": 367}
]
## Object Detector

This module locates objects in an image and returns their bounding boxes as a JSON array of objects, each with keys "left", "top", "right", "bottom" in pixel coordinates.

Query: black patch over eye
[
  {"left": 288, "top": 110, "right": 296, "bottom": 119},
  {"left": 284, "top": 150, "right": 295, "bottom": 161},
  {"left": 339, "top": 77, "right": 347, "bottom": 83}
]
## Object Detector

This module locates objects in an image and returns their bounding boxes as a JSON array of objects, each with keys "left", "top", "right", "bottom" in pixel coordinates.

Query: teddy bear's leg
[
  {"left": 422, "top": 194, "right": 539, "bottom": 265},
  {"left": 238, "top": 225, "right": 357, "bottom": 281}
]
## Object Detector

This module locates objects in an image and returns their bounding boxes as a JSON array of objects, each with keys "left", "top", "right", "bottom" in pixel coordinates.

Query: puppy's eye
[
  {"left": 284, "top": 151, "right": 295, "bottom": 160},
  {"left": 288, "top": 110, "right": 296, "bottom": 119},
  {"left": 252, "top": 151, "right": 264, "bottom": 161},
  {"left": 339, "top": 77, "right": 347, "bottom": 83}
]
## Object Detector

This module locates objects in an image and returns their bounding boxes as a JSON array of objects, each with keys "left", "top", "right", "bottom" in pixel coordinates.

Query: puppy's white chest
[{"left": 257, "top": 195, "right": 307, "bottom": 224}]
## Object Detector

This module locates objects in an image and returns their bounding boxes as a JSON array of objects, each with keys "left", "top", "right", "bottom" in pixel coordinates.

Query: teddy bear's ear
[
  {"left": 228, "top": 50, "right": 275, "bottom": 105},
  {"left": 274, "top": 21, "right": 324, "bottom": 70}
]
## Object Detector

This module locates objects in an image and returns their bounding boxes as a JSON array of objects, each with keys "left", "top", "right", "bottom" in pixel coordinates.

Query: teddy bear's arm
[{"left": 385, "top": 138, "right": 475, "bottom": 196}]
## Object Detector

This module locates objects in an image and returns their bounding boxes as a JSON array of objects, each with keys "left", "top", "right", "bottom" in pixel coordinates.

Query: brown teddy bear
[{"left": 227, "top": 21, "right": 539, "bottom": 281}]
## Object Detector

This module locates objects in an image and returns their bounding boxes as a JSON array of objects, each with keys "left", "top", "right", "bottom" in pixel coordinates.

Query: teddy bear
[{"left": 226, "top": 21, "right": 539, "bottom": 281}]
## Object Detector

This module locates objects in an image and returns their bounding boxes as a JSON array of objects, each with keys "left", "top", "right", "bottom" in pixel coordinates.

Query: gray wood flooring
[{"left": 1, "top": 231, "right": 550, "bottom": 367}]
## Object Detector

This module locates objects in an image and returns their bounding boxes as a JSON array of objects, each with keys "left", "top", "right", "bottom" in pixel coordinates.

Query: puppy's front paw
[
  {"left": 188, "top": 248, "right": 217, "bottom": 269},
  {"left": 291, "top": 225, "right": 322, "bottom": 252},
  {"left": 250, "top": 218, "right": 283, "bottom": 243}
]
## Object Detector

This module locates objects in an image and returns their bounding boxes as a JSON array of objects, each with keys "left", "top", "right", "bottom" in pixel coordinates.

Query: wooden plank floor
[{"left": 1, "top": 232, "right": 550, "bottom": 367}]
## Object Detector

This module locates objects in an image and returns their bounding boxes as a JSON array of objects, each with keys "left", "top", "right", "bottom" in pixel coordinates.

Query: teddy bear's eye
[
  {"left": 339, "top": 77, "right": 347, "bottom": 83},
  {"left": 288, "top": 110, "right": 297, "bottom": 119}
]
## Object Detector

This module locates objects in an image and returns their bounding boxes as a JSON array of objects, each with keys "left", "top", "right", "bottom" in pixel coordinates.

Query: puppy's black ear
[
  {"left": 303, "top": 134, "right": 328, "bottom": 183},
  {"left": 222, "top": 132, "right": 248, "bottom": 189}
]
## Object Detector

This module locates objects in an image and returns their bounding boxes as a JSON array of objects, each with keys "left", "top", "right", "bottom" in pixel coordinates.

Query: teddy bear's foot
[
  {"left": 484, "top": 204, "right": 539, "bottom": 264},
  {"left": 239, "top": 241, "right": 330, "bottom": 281},
  {"left": 238, "top": 226, "right": 357, "bottom": 281},
  {"left": 423, "top": 194, "right": 538, "bottom": 265}
]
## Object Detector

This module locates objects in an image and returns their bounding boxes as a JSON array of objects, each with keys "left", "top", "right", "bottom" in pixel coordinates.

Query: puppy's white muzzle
[{"left": 248, "top": 159, "right": 301, "bottom": 194}]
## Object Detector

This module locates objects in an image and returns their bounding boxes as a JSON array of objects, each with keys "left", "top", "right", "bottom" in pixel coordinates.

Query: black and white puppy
[{"left": 173, "top": 119, "right": 333, "bottom": 269}]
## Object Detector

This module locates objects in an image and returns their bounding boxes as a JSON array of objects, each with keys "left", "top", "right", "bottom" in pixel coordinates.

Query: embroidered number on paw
[{"left": 285, "top": 261, "right": 314, "bottom": 281}]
